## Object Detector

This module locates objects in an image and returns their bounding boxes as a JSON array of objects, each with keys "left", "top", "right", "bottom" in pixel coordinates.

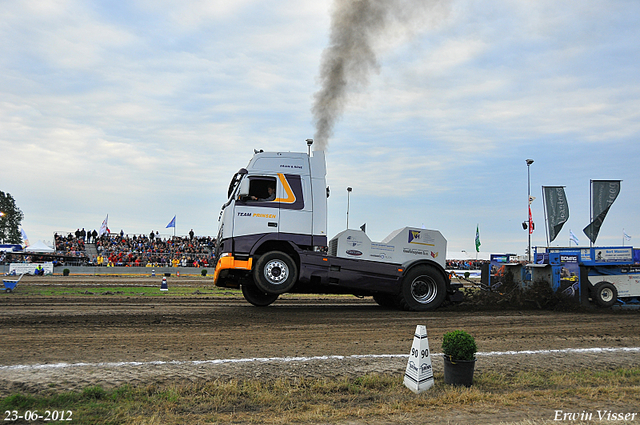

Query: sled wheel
[
  {"left": 593, "top": 281, "right": 617, "bottom": 308},
  {"left": 241, "top": 281, "right": 279, "bottom": 307},
  {"left": 253, "top": 251, "right": 298, "bottom": 295},
  {"left": 397, "top": 265, "right": 446, "bottom": 311}
]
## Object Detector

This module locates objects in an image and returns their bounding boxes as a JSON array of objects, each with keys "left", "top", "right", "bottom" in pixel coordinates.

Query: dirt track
[{"left": 1, "top": 276, "right": 640, "bottom": 398}]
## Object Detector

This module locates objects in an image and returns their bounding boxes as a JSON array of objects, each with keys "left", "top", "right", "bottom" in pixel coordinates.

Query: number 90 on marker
[{"left": 411, "top": 348, "right": 429, "bottom": 358}]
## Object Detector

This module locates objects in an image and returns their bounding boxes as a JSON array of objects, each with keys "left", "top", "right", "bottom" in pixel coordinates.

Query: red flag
[{"left": 528, "top": 205, "right": 533, "bottom": 235}]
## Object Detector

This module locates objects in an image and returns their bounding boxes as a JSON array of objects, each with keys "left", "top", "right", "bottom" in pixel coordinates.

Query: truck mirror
[
  {"left": 238, "top": 178, "right": 250, "bottom": 198},
  {"left": 326, "top": 186, "right": 330, "bottom": 198}
]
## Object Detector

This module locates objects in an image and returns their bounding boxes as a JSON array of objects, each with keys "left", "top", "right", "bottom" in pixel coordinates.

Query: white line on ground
[{"left": 1, "top": 347, "right": 638, "bottom": 372}]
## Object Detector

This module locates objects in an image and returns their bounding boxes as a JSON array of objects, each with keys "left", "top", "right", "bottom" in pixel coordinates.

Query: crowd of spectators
[
  {"left": 93, "top": 232, "right": 216, "bottom": 268},
  {"left": 446, "top": 259, "right": 489, "bottom": 270},
  {"left": 48, "top": 230, "right": 217, "bottom": 268},
  {"left": 55, "top": 233, "right": 87, "bottom": 258}
]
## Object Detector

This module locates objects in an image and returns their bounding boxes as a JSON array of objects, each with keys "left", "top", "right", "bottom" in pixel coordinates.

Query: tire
[
  {"left": 373, "top": 294, "right": 397, "bottom": 309},
  {"left": 253, "top": 251, "right": 298, "bottom": 295},
  {"left": 241, "top": 281, "right": 279, "bottom": 307},
  {"left": 593, "top": 281, "right": 617, "bottom": 308},
  {"left": 397, "top": 265, "right": 446, "bottom": 311}
]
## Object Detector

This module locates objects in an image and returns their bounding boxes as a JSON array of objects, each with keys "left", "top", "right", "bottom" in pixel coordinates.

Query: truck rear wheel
[
  {"left": 593, "top": 281, "right": 617, "bottom": 308},
  {"left": 397, "top": 265, "right": 446, "bottom": 311},
  {"left": 253, "top": 251, "right": 298, "bottom": 295},
  {"left": 242, "top": 281, "right": 279, "bottom": 307}
]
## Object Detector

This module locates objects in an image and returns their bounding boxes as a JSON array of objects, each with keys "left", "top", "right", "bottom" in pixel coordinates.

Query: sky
[{"left": 1, "top": 0, "right": 639, "bottom": 257}]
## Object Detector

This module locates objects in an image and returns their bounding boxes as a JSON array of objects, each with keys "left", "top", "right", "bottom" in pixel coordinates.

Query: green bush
[
  {"left": 442, "top": 330, "right": 477, "bottom": 361},
  {"left": 201, "top": 269, "right": 207, "bottom": 276},
  {"left": 63, "top": 269, "right": 70, "bottom": 276}
]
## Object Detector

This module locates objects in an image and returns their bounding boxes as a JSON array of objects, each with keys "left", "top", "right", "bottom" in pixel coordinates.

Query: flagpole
[
  {"left": 622, "top": 228, "right": 625, "bottom": 247},
  {"left": 589, "top": 180, "right": 593, "bottom": 248}
]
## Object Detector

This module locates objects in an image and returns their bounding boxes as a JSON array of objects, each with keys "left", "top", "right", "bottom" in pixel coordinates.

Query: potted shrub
[
  {"left": 63, "top": 268, "right": 70, "bottom": 276},
  {"left": 201, "top": 269, "right": 208, "bottom": 277},
  {"left": 442, "top": 329, "right": 477, "bottom": 387}
]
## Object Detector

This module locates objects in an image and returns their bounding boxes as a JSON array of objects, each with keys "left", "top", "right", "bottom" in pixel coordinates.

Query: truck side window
[{"left": 248, "top": 176, "right": 277, "bottom": 202}]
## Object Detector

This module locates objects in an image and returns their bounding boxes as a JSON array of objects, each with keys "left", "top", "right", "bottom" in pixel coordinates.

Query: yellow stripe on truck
[
  {"left": 274, "top": 173, "right": 296, "bottom": 204},
  {"left": 213, "top": 256, "right": 253, "bottom": 285}
]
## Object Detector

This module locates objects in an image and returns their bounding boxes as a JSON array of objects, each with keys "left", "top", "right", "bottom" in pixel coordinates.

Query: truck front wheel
[
  {"left": 253, "top": 251, "right": 298, "bottom": 295},
  {"left": 397, "top": 266, "right": 446, "bottom": 311},
  {"left": 593, "top": 281, "right": 617, "bottom": 308},
  {"left": 373, "top": 294, "right": 397, "bottom": 309},
  {"left": 242, "top": 281, "right": 279, "bottom": 307}
]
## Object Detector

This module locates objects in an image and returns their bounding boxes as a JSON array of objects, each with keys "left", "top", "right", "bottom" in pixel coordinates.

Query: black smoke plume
[{"left": 312, "top": 0, "right": 449, "bottom": 151}]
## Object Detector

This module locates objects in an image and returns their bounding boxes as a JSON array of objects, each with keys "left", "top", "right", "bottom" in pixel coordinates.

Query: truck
[{"left": 213, "top": 143, "right": 463, "bottom": 311}]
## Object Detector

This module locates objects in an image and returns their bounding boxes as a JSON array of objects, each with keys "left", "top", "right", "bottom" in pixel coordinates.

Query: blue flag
[{"left": 166, "top": 215, "right": 176, "bottom": 228}]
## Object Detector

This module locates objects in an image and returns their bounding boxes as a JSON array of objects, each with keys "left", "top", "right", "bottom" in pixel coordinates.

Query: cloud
[{"left": 0, "top": 0, "right": 639, "bottom": 253}]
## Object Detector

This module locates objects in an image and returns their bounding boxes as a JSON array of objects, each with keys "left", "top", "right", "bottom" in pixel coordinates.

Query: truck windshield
[{"left": 227, "top": 169, "right": 247, "bottom": 199}]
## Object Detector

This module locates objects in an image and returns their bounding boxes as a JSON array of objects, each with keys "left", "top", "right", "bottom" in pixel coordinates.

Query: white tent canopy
[{"left": 24, "top": 240, "right": 55, "bottom": 253}]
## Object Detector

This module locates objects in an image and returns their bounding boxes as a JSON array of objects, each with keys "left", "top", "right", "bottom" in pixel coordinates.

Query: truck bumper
[{"left": 213, "top": 255, "right": 253, "bottom": 286}]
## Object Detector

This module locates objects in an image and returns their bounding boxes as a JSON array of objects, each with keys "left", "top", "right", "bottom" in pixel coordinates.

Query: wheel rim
[
  {"left": 600, "top": 287, "right": 614, "bottom": 302},
  {"left": 411, "top": 275, "right": 438, "bottom": 304},
  {"left": 264, "top": 259, "right": 289, "bottom": 285}
]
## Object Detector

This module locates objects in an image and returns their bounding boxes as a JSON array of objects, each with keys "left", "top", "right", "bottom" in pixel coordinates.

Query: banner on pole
[
  {"left": 543, "top": 186, "right": 569, "bottom": 243},
  {"left": 583, "top": 180, "right": 620, "bottom": 243}
]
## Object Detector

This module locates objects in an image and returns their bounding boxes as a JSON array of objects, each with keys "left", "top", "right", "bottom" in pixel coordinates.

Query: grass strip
[{"left": 2, "top": 368, "right": 639, "bottom": 424}]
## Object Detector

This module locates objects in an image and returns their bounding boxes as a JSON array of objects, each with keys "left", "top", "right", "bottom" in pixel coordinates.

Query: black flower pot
[{"left": 443, "top": 356, "right": 476, "bottom": 387}]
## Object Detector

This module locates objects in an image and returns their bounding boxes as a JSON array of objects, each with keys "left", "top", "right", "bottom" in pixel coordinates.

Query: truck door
[
  {"left": 233, "top": 175, "right": 280, "bottom": 244},
  {"left": 233, "top": 173, "right": 312, "bottom": 249}
]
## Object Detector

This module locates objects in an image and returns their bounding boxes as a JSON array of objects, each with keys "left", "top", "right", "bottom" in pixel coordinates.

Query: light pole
[
  {"left": 346, "top": 187, "right": 352, "bottom": 229},
  {"left": 0, "top": 211, "right": 5, "bottom": 244},
  {"left": 526, "top": 159, "right": 534, "bottom": 262}
]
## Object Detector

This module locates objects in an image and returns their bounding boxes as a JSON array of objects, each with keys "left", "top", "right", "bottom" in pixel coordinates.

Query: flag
[
  {"left": 20, "top": 228, "right": 29, "bottom": 247},
  {"left": 624, "top": 230, "right": 632, "bottom": 241},
  {"left": 528, "top": 205, "right": 534, "bottom": 235},
  {"left": 543, "top": 186, "right": 569, "bottom": 243},
  {"left": 99, "top": 214, "right": 109, "bottom": 236},
  {"left": 166, "top": 215, "right": 176, "bottom": 228},
  {"left": 475, "top": 225, "right": 481, "bottom": 252},
  {"left": 569, "top": 230, "right": 579, "bottom": 246},
  {"left": 583, "top": 180, "right": 621, "bottom": 243}
]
